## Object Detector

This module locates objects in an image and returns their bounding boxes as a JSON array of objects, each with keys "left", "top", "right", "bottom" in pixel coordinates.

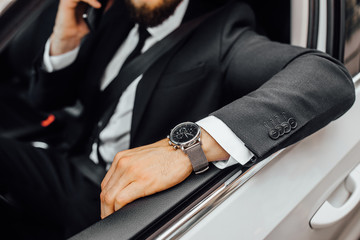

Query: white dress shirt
[{"left": 43, "top": 0, "right": 254, "bottom": 168}]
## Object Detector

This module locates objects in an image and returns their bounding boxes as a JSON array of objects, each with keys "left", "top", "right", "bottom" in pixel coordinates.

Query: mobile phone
[{"left": 82, "top": 0, "right": 109, "bottom": 31}]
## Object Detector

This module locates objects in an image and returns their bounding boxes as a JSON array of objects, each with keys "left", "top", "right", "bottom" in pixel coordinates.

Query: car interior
[{"left": 0, "top": 0, "right": 330, "bottom": 239}]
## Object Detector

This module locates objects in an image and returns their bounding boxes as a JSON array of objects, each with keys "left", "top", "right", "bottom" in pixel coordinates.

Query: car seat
[{"left": 0, "top": 0, "right": 78, "bottom": 146}]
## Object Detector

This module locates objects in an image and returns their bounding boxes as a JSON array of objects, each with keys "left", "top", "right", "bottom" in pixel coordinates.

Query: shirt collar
[{"left": 146, "top": 0, "right": 189, "bottom": 40}]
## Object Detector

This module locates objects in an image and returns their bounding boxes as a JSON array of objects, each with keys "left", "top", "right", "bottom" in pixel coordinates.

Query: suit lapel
[
  {"left": 82, "top": 1, "right": 134, "bottom": 104},
  {"left": 90, "top": 0, "right": 226, "bottom": 147},
  {"left": 129, "top": 9, "right": 221, "bottom": 144},
  {"left": 130, "top": 44, "right": 182, "bottom": 146}
]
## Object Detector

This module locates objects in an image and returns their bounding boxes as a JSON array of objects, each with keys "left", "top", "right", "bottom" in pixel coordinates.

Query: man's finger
[
  {"left": 101, "top": 155, "right": 132, "bottom": 190},
  {"left": 80, "top": 0, "right": 101, "bottom": 8},
  {"left": 101, "top": 146, "right": 151, "bottom": 188},
  {"left": 100, "top": 179, "right": 132, "bottom": 219},
  {"left": 100, "top": 161, "right": 136, "bottom": 219},
  {"left": 61, "top": 0, "right": 101, "bottom": 9},
  {"left": 114, "top": 182, "right": 145, "bottom": 212},
  {"left": 101, "top": 152, "right": 124, "bottom": 189},
  {"left": 100, "top": 191, "right": 114, "bottom": 219}
]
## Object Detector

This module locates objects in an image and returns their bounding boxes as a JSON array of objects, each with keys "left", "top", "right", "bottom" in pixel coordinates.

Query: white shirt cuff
[
  {"left": 42, "top": 39, "right": 80, "bottom": 72},
  {"left": 196, "top": 116, "right": 254, "bottom": 169}
]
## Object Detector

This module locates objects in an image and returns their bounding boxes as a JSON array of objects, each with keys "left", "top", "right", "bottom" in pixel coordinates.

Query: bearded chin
[{"left": 124, "top": 0, "right": 183, "bottom": 27}]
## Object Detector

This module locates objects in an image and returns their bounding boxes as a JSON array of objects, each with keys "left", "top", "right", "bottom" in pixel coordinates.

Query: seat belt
[{"left": 74, "top": 9, "right": 220, "bottom": 185}]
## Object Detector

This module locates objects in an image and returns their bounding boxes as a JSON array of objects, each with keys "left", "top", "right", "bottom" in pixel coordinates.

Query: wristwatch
[{"left": 168, "top": 122, "right": 209, "bottom": 174}]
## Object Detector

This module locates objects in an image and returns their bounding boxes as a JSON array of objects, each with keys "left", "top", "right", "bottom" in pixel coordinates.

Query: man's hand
[
  {"left": 50, "top": 0, "right": 113, "bottom": 56},
  {"left": 100, "top": 139, "right": 193, "bottom": 219},
  {"left": 100, "top": 129, "right": 230, "bottom": 219}
]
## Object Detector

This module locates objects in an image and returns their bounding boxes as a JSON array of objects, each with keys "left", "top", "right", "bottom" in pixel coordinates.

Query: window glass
[{"left": 344, "top": 0, "right": 360, "bottom": 76}]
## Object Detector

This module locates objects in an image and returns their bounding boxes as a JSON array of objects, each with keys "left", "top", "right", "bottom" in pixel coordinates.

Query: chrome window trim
[
  {"left": 291, "top": 0, "right": 309, "bottom": 47},
  {"left": 354, "top": 72, "right": 360, "bottom": 88},
  {"left": 317, "top": 0, "right": 327, "bottom": 52},
  {"left": 150, "top": 151, "right": 284, "bottom": 240}
]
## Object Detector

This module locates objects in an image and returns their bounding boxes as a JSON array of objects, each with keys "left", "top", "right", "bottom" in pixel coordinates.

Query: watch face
[{"left": 170, "top": 122, "right": 200, "bottom": 145}]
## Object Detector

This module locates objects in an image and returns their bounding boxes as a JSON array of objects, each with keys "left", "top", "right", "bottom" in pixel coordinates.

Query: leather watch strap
[{"left": 184, "top": 142, "right": 209, "bottom": 174}]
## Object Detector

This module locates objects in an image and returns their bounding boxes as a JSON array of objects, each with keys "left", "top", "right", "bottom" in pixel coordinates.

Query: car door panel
[{"left": 179, "top": 86, "right": 360, "bottom": 240}]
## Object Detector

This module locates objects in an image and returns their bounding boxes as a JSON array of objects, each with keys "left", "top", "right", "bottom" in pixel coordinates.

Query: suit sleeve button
[
  {"left": 269, "top": 129, "right": 280, "bottom": 140},
  {"left": 281, "top": 122, "right": 291, "bottom": 133},
  {"left": 275, "top": 125, "right": 285, "bottom": 136},
  {"left": 288, "top": 118, "right": 297, "bottom": 129}
]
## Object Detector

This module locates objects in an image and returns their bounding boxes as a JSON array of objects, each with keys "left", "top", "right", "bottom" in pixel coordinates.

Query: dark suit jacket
[{"left": 30, "top": 0, "right": 355, "bottom": 165}]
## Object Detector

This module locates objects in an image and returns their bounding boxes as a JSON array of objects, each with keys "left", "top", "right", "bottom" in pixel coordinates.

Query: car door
[
  {"left": 158, "top": 1, "right": 360, "bottom": 239},
  {"left": 1, "top": 0, "right": 359, "bottom": 239}
]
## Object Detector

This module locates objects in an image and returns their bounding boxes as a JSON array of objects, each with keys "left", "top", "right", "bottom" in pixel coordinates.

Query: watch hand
[{"left": 185, "top": 132, "right": 194, "bottom": 138}]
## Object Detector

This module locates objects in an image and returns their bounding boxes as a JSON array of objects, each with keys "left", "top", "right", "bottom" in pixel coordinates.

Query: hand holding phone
[
  {"left": 50, "top": 0, "right": 103, "bottom": 55},
  {"left": 82, "top": 0, "right": 110, "bottom": 31}
]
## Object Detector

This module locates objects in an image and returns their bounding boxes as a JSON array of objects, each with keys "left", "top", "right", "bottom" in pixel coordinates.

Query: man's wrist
[
  {"left": 200, "top": 127, "right": 230, "bottom": 162},
  {"left": 167, "top": 122, "right": 212, "bottom": 174},
  {"left": 166, "top": 125, "right": 230, "bottom": 164},
  {"left": 161, "top": 138, "right": 193, "bottom": 172},
  {"left": 197, "top": 116, "right": 254, "bottom": 166},
  {"left": 50, "top": 33, "right": 82, "bottom": 56}
]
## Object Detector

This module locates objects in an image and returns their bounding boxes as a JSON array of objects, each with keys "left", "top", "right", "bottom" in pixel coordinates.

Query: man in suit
[{"left": 0, "top": 0, "right": 355, "bottom": 238}]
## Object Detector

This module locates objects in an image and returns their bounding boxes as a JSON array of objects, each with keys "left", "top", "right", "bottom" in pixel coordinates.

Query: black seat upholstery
[
  {"left": 0, "top": 0, "right": 58, "bottom": 86},
  {"left": 0, "top": 0, "right": 77, "bottom": 145},
  {"left": 242, "top": 0, "right": 291, "bottom": 44}
]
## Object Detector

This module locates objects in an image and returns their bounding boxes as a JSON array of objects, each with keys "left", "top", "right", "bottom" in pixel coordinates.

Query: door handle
[{"left": 310, "top": 163, "right": 360, "bottom": 229}]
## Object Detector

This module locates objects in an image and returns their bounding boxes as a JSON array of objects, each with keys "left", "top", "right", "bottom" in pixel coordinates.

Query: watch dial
[{"left": 171, "top": 123, "right": 199, "bottom": 144}]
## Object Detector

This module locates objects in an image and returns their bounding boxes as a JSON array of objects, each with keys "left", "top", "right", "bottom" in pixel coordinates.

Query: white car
[{"left": 0, "top": 0, "right": 359, "bottom": 239}]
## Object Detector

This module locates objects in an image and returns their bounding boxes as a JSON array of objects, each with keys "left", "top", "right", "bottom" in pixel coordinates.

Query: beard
[{"left": 124, "top": 0, "right": 183, "bottom": 27}]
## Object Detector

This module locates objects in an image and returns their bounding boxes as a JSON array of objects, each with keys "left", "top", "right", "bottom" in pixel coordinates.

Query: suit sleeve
[
  {"left": 197, "top": 115, "right": 254, "bottom": 167},
  {"left": 42, "top": 39, "right": 80, "bottom": 72},
  {"left": 213, "top": 12, "right": 355, "bottom": 165},
  {"left": 28, "top": 29, "right": 96, "bottom": 112},
  {"left": 29, "top": 49, "right": 84, "bottom": 112}
]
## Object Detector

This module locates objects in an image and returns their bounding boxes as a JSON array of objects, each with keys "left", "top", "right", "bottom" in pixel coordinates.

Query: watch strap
[{"left": 184, "top": 142, "right": 209, "bottom": 174}]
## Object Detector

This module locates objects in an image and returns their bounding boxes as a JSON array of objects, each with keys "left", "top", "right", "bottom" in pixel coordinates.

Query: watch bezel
[{"left": 169, "top": 122, "right": 201, "bottom": 148}]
